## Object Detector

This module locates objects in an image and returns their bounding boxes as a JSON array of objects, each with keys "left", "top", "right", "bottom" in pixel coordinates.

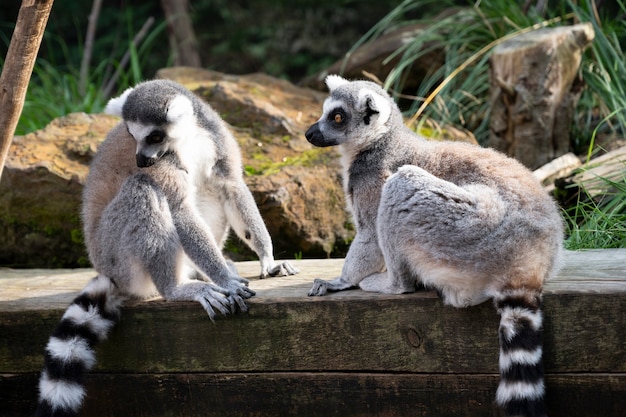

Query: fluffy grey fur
[
  {"left": 90, "top": 79, "right": 297, "bottom": 309},
  {"left": 36, "top": 79, "right": 297, "bottom": 417},
  {"left": 305, "top": 75, "right": 563, "bottom": 417}
]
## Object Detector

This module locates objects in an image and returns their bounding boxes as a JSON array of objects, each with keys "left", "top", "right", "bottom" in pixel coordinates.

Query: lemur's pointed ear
[
  {"left": 104, "top": 87, "right": 134, "bottom": 116},
  {"left": 325, "top": 74, "right": 349, "bottom": 91},
  {"left": 166, "top": 95, "right": 193, "bottom": 123},
  {"left": 357, "top": 88, "right": 391, "bottom": 126}
]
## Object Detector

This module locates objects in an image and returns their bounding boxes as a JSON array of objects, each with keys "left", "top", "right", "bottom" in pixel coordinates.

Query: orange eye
[{"left": 334, "top": 113, "right": 343, "bottom": 123}]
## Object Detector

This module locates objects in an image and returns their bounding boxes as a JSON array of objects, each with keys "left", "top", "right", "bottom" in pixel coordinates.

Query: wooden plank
[
  {"left": 2, "top": 372, "right": 624, "bottom": 417},
  {"left": 1, "top": 249, "right": 625, "bottom": 311},
  {"left": 547, "top": 248, "right": 626, "bottom": 293},
  {"left": 1, "top": 251, "right": 625, "bottom": 375},
  {"left": 1, "top": 250, "right": 625, "bottom": 417},
  {"left": 1, "top": 281, "right": 624, "bottom": 374}
]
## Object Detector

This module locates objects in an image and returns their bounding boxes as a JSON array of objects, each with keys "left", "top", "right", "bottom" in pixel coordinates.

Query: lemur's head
[
  {"left": 105, "top": 80, "right": 196, "bottom": 168},
  {"left": 305, "top": 75, "right": 398, "bottom": 149}
]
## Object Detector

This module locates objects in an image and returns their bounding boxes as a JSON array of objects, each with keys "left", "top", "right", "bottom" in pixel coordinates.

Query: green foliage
[
  {"left": 347, "top": 0, "right": 626, "bottom": 148},
  {"left": 1, "top": 5, "right": 167, "bottom": 136},
  {"left": 570, "top": 0, "right": 626, "bottom": 152},
  {"left": 17, "top": 59, "right": 107, "bottom": 134},
  {"left": 564, "top": 173, "right": 626, "bottom": 249}
]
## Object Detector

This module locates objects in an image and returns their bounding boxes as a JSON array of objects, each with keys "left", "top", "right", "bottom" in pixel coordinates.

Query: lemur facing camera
[
  {"left": 36, "top": 79, "right": 297, "bottom": 417},
  {"left": 306, "top": 75, "right": 563, "bottom": 417}
]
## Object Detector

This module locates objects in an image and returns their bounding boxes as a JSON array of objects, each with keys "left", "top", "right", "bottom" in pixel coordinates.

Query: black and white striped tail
[
  {"left": 37, "top": 275, "right": 122, "bottom": 417},
  {"left": 495, "top": 290, "right": 546, "bottom": 417}
]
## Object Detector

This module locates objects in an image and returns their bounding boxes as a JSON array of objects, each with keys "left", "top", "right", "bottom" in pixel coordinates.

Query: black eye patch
[
  {"left": 328, "top": 108, "right": 347, "bottom": 125},
  {"left": 146, "top": 130, "right": 165, "bottom": 144}
]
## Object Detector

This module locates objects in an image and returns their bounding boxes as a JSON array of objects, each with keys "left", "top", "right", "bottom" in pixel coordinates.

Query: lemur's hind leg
[{"left": 373, "top": 165, "right": 505, "bottom": 304}]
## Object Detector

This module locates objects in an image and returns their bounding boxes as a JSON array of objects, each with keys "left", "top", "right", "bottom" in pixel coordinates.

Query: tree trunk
[
  {"left": 0, "top": 0, "right": 54, "bottom": 181},
  {"left": 160, "top": 0, "right": 202, "bottom": 67},
  {"left": 488, "top": 23, "right": 594, "bottom": 169}
]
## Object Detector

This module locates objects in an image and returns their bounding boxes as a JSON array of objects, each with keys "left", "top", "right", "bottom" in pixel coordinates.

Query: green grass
[
  {"left": 6, "top": 10, "right": 167, "bottom": 136},
  {"left": 571, "top": 0, "right": 626, "bottom": 152},
  {"left": 345, "top": 0, "right": 626, "bottom": 148},
  {"left": 564, "top": 172, "right": 626, "bottom": 249},
  {"left": 17, "top": 59, "right": 107, "bottom": 134}
]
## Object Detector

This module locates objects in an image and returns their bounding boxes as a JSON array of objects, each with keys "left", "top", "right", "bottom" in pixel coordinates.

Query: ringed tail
[
  {"left": 36, "top": 275, "right": 122, "bottom": 417},
  {"left": 495, "top": 289, "right": 546, "bottom": 417}
]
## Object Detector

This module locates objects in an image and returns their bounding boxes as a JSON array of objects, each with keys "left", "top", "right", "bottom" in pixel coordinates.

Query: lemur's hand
[{"left": 260, "top": 260, "right": 299, "bottom": 279}]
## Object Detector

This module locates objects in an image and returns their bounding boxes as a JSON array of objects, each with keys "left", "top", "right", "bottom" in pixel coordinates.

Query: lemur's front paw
[
  {"left": 195, "top": 284, "right": 233, "bottom": 322},
  {"left": 308, "top": 278, "right": 330, "bottom": 296},
  {"left": 261, "top": 261, "right": 299, "bottom": 279},
  {"left": 224, "top": 278, "right": 256, "bottom": 312}
]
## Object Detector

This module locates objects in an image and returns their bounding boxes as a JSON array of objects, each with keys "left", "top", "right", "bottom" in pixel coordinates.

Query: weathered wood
[
  {"left": 533, "top": 151, "right": 582, "bottom": 186},
  {"left": 556, "top": 145, "right": 626, "bottom": 204},
  {"left": 3, "top": 372, "right": 625, "bottom": 417},
  {"left": 0, "top": 0, "right": 54, "bottom": 180},
  {"left": 488, "top": 23, "right": 594, "bottom": 169},
  {"left": 1, "top": 250, "right": 625, "bottom": 416},
  {"left": 2, "top": 280, "right": 623, "bottom": 374}
]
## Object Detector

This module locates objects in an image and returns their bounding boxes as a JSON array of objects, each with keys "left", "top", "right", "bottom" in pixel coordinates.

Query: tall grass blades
[
  {"left": 342, "top": 0, "right": 544, "bottom": 143},
  {"left": 569, "top": 0, "right": 626, "bottom": 151},
  {"left": 346, "top": 0, "right": 626, "bottom": 149},
  {"left": 565, "top": 173, "right": 626, "bottom": 250},
  {"left": 11, "top": 7, "right": 166, "bottom": 136}
]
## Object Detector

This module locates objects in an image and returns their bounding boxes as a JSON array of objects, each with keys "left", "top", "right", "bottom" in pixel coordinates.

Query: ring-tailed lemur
[
  {"left": 305, "top": 75, "right": 563, "bottom": 417},
  {"left": 36, "top": 79, "right": 298, "bottom": 417}
]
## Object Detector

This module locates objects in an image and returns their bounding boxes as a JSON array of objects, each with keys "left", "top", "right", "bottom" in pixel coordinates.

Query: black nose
[
  {"left": 305, "top": 122, "right": 320, "bottom": 142},
  {"left": 305, "top": 122, "right": 327, "bottom": 147},
  {"left": 136, "top": 154, "right": 156, "bottom": 168}
]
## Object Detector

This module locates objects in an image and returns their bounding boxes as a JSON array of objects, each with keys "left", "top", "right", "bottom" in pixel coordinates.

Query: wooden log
[
  {"left": 488, "top": 23, "right": 594, "bottom": 169},
  {"left": 4, "top": 372, "right": 625, "bottom": 417},
  {"left": 1, "top": 250, "right": 625, "bottom": 416},
  {"left": 533, "top": 151, "right": 581, "bottom": 186},
  {"left": 556, "top": 145, "right": 626, "bottom": 204},
  {"left": 0, "top": 0, "right": 54, "bottom": 179}
]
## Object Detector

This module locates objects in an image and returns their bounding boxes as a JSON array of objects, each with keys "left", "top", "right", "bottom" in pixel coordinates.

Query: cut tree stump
[
  {"left": 1, "top": 251, "right": 626, "bottom": 416},
  {"left": 488, "top": 23, "right": 595, "bottom": 169}
]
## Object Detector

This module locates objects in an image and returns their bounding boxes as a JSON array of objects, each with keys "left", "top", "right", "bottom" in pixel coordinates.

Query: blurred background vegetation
[
  {"left": 1, "top": 0, "right": 625, "bottom": 249},
  {"left": 1, "top": 0, "right": 410, "bottom": 135}
]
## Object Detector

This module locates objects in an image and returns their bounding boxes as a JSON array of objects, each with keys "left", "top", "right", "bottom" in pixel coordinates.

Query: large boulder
[
  {"left": 0, "top": 68, "right": 353, "bottom": 267},
  {"left": 0, "top": 113, "right": 118, "bottom": 267}
]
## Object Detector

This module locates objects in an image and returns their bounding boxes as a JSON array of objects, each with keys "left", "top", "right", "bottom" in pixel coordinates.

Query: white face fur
[
  {"left": 106, "top": 89, "right": 199, "bottom": 168},
  {"left": 305, "top": 75, "right": 393, "bottom": 150}
]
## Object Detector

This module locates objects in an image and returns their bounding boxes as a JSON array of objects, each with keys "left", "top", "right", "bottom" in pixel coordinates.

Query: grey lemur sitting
[
  {"left": 36, "top": 79, "right": 297, "bottom": 416},
  {"left": 305, "top": 75, "right": 563, "bottom": 417}
]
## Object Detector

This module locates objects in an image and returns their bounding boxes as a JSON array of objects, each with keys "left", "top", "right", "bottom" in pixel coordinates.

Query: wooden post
[
  {"left": 0, "top": 0, "right": 54, "bottom": 181},
  {"left": 488, "top": 23, "right": 594, "bottom": 169}
]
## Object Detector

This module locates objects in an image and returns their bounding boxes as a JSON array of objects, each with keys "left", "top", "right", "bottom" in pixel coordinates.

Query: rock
[
  {"left": 0, "top": 69, "right": 353, "bottom": 267},
  {"left": 1, "top": 67, "right": 479, "bottom": 268},
  {"left": 0, "top": 113, "right": 119, "bottom": 267},
  {"left": 157, "top": 68, "right": 353, "bottom": 260}
]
